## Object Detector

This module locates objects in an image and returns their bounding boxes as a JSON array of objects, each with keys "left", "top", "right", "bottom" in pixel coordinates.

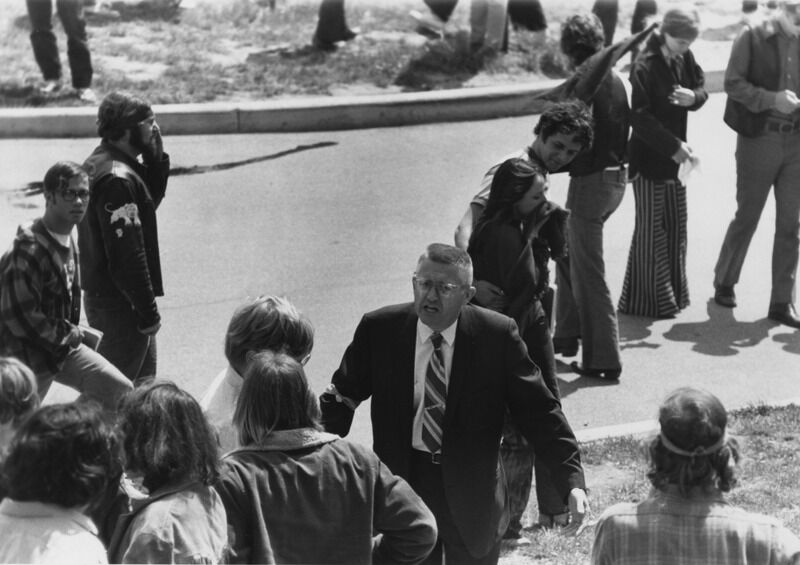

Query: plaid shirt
[
  {"left": 0, "top": 218, "right": 82, "bottom": 381},
  {"left": 592, "top": 487, "right": 800, "bottom": 564}
]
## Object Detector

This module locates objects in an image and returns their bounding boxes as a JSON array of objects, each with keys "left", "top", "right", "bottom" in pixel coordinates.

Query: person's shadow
[{"left": 663, "top": 298, "right": 773, "bottom": 356}]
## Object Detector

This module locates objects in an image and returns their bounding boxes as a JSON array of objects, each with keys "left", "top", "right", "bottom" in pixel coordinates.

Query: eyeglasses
[
  {"left": 60, "top": 188, "right": 90, "bottom": 201},
  {"left": 412, "top": 275, "right": 462, "bottom": 297}
]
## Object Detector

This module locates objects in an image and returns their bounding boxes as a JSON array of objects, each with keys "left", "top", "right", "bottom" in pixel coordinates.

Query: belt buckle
[{"left": 430, "top": 452, "right": 441, "bottom": 464}]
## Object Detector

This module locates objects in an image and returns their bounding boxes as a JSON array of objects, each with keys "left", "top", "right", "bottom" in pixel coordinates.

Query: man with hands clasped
[
  {"left": 79, "top": 92, "right": 171, "bottom": 384},
  {"left": 715, "top": 0, "right": 800, "bottom": 329}
]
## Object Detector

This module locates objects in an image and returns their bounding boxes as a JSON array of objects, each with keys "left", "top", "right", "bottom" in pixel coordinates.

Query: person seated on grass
[
  {"left": 0, "top": 402, "right": 122, "bottom": 565},
  {"left": 201, "top": 294, "right": 314, "bottom": 453},
  {"left": 592, "top": 387, "right": 800, "bottom": 565},
  {"left": 214, "top": 351, "right": 437, "bottom": 564}
]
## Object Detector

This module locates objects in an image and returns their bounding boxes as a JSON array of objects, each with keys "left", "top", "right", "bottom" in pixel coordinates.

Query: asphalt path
[{"left": 2, "top": 92, "right": 798, "bottom": 448}]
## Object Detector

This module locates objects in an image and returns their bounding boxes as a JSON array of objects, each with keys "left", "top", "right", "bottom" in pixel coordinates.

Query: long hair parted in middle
[
  {"left": 117, "top": 379, "right": 219, "bottom": 492},
  {"left": 469, "top": 157, "right": 544, "bottom": 253},
  {"left": 234, "top": 351, "right": 321, "bottom": 446}
]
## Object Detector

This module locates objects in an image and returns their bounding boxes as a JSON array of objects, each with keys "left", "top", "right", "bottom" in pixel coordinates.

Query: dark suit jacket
[{"left": 321, "top": 302, "right": 585, "bottom": 557}]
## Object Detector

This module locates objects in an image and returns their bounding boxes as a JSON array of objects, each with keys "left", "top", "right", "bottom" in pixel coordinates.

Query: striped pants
[{"left": 618, "top": 177, "right": 689, "bottom": 318}]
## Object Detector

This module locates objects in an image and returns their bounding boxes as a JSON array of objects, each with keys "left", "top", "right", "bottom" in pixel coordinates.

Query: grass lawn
[
  {"left": 500, "top": 403, "right": 800, "bottom": 564},
  {"left": 1, "top": 0, "right": 745, "bottom": 107}
]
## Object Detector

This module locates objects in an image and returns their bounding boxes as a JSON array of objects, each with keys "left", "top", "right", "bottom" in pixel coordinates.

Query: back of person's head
[
  {"left": 2, "top": 402, "right": 122, "bottom": 510},
  {"left": 533, "top": 99, "right": 594, "bottom": 150},
  {"left": 234, "top": 351, "right": 321, "bottom": 446},
  {"left": 118, "top": 380, "right": 218, "bottom": 492},
  {"left": 0, "top": 357, "right": 39, "bottom": 428},
  {"left": 96, "top": 91, "right": 152, "bottom": 142},
  {"left": 225, "top": 295, "right": 314, "bottom": 374},
  {"left": 647, "top": 387, "right": 740, "bottom": 496},
  {"left": 560, "top": 13, "right": 606, "bottom": 66},
  {"left": 660, "top": 7, "right": 701, "bottom": 40},
  {"left": 42, "top": 161, "right": 88, "bottom": 197}
]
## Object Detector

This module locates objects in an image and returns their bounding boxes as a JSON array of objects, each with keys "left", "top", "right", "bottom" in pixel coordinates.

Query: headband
[{"left": 659, "top": 431, "right": 727, "bottom": 458}]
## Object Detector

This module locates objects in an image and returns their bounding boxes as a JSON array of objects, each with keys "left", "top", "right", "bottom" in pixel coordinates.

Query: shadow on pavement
[
  {"left": 618, "top": 312, "right": 656, "bottom": 348},
  {"left": 663, "top": 298, "right": 773, "bottom": 356},
  {"left": 555, "top": 359, "right": 621, "bottom": 399}
]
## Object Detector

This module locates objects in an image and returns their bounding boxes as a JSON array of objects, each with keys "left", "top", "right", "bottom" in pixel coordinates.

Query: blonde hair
[{"left": 0, "top": 357, "right": 39, "bottom": 426}]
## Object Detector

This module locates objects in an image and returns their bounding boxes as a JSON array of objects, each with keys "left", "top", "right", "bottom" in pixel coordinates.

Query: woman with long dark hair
[{"left": 467, "top": 156, "right": 571, "bottom": 539}]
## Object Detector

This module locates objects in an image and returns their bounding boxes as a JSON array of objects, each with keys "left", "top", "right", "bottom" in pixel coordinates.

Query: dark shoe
[
  {"left": 553, "top": 337, "right": 579, "bottom": 357},
  {"left": 714, "top": 285, "right": 737, "bottom": 308},
  {"left": 341, "top": 28, "right": 358, "bottom": 42},
  {"left": 570, "top": 361, "right": 621, "bottom": 380},
  {"left": 311, "top": 34, "right": 337, "bottom": 52},
  {"left": 768, "top": 303, "right": 800, "bottom": 329}
]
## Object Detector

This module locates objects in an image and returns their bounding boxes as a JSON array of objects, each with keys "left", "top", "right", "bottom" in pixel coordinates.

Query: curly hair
[
  {"left": 2, "top": 402, "right": 122, "bottom": 510},
  {"left": 560, "top": 13, "right": 605, "bottom": 67},
  {"left": 533, "top": 99, "right": 594, "bottom": 150},
  {"left": 117, "top": 380, "right": 219, "bottom": 492},
  {"left": 647, "top": 387, "right": 740, "bottom": 496}
]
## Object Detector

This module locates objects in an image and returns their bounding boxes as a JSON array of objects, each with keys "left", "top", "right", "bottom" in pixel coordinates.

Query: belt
[
  {"left": 765, "top": 120, "right": 800, "bottom": 134},
  {"left": 412, "top": 449, "right": 441, "bottom": 464},
  {"left": 602, "top": 165, "right": 627, "bottom": 180}
]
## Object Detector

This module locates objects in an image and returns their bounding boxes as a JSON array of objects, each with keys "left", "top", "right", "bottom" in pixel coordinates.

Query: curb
[
  {"left": 573, "top": 395, "right": 800, "bottom": 444},
  {"left": 0, "top": 69, "right": 725, "bottom": 139}
]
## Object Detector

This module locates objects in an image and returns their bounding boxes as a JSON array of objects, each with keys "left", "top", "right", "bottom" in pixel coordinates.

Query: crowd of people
[{"left": 3, "top": 1, "right": 800, "bottom": 564}]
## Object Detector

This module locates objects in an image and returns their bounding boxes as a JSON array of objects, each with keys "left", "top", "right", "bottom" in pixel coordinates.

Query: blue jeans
[
  {"left": 715, "top": 131, "right": 800, "bottom": 305},
  {"left": 555, "top": 169, "right": 626, "bottom": 369},
  {"left": 84, "top": 295, "right": 157, "bottom": 385},
  {"left": 26, "top": 0, "right": 92, "bottom": 88},
  {"left": 46, "top": 344, "right": 132, "bottom": 411}
]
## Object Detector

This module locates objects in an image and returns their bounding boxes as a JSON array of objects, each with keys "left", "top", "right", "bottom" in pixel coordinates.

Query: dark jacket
[
  {"left": 629, "top": 32, "right": 707, "bottom": 180},
  {"left": 320, "top": 303, "right": 584, "bottom": 558},
  {"left": 723, "top": 18, "right": 796, "bottom": 136},
  {"left": 78, "top": 142, "right": 169, "bottom": 330},
  {"left": 0, "top": 219, "right": 81, "bottom": 380},
  {"left": 215, "top": 429, "right": 437, "bottom": 564},
  {"left": 569, "top": 70, "right": 630, "bottom": 176}
]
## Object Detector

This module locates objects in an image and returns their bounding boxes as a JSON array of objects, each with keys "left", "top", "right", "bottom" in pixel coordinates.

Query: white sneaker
[
  {"left": 40, "top": 79, "right": 62, "bottom": 94},
  {"left": 76, "top": 88, "right": 97, "bottom": 104},
  {"left": 410, "top": 9, "right": 445, "bottom": 39}
]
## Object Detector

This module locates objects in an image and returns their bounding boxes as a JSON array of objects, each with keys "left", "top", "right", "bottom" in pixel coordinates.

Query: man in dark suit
[{"left": 321, "top": 243, "right": 588, "bottom": 565}]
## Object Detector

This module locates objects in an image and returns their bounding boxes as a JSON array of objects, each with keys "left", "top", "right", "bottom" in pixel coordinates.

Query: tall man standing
[
  {"left": 320, "top": 243, "right": 588, "bottom": 565},
  {"left": 79, "top": 92, "right": 170, "bottom": 383},
  {"left": 715, "top": 0, "right": 800, "bottom": 329}
]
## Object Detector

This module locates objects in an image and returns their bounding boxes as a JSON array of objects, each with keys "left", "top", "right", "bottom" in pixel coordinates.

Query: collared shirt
[
  {"left": 200, "top": 364, "right": 244, "bottom": 455},
  {"left": 411, "top": 319, "right": 457, "bottom": 452},
  {"left": 592, "top": 487, "right": 800, "bottom": 565},
  {"left": 726, "top": 14, "right": 800, "bottom": 117},
  {"left": 0, "top": 499, "right": 108, "bottom": 564}
]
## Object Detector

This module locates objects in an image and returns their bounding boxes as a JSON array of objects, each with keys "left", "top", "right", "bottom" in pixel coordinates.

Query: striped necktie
[{"left": 422, "top": 332, "right": 446, "bottom": 454}]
